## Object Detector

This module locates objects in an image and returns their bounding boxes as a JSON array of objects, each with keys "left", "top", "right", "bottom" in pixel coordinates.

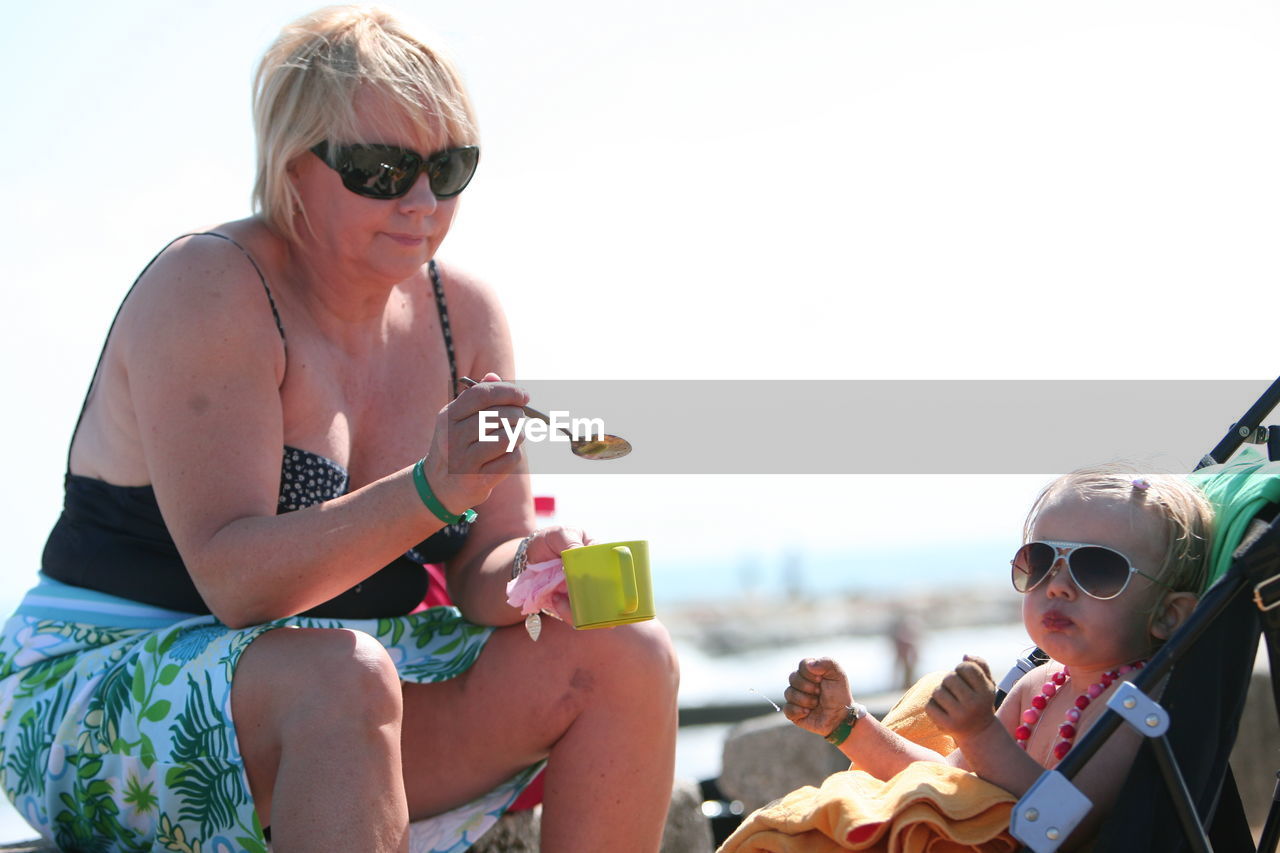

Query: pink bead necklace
[{"left": 1013, "top": 661, "right": 1147, "bottom": 762}]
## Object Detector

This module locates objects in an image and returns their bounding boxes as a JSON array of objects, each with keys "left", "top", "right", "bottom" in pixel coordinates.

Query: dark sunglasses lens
[
  {"left": 428, "top": 147, "right": 479, "bottom": 198},
  {"left": 1012, "top": 542, "right": 1054, "bottom": 592},
  {"left": 1067, "top": 547, "right": 1130, "bottom": 598},
  {"left": 340, "top": 146, "right": 423, "bottom": 199}
]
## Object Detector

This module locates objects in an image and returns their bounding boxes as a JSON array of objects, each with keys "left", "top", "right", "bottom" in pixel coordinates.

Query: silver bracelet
[{"left": 511, "top": 532, "right": 537, "bottom": 580}]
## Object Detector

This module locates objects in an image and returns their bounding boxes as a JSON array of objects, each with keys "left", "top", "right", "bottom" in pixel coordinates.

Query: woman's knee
[
  {"left": 574, "top": 618, "right": 680, "bottom": 697},
  {"left": 235, "top": 627, "right": 403, "bottom": 734}
]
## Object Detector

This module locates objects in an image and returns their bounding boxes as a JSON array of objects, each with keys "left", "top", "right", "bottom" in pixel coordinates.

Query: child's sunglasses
[
  {"left": 311, "top": 141, "right": 480, "bottom": 200},
  {"left": 1010, "top": 540, "right": 1167, "bottom": 601}
]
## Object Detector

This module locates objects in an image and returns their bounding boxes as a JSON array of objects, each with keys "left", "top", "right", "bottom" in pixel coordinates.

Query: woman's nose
[{"left": 398, "top": 173, "right": 440, "bottom": 213}]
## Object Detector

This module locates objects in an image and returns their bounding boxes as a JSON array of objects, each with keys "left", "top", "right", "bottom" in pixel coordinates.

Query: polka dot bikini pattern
[{"left": 279, "top": 446, "right": 349, "bottom": 511}]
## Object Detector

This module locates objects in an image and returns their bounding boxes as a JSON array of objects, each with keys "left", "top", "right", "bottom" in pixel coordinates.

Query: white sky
[{"left": 3, "top": 0, "right": 1280, "bottom": 600}]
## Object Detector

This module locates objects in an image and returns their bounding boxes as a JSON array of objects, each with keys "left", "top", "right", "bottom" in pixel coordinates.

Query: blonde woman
[{"left": 0, "top": 7, "right": 677, "bottom": 852}]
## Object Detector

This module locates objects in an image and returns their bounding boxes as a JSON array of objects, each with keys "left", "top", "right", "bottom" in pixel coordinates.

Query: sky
[{"left": 3, "top": 0, "right": 1280, "bottom": 606}]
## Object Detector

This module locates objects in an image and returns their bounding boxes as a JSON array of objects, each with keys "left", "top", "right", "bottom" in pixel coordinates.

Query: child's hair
[{"left": 1022, "top": 464, "right": 1214, "bottom": 595}]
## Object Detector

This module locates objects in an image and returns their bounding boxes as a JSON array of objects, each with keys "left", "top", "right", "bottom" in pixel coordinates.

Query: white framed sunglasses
[{"left": 1011, "top": 540, "right": 1167, "bottom": 601}]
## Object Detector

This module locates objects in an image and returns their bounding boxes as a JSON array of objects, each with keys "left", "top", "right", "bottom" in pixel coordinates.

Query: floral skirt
[{"left": 0, "top": 607, "right": 541, "bottom": 853}]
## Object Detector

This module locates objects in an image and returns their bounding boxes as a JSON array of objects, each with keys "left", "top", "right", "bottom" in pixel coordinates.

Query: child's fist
[
  {"left": 925, "top": 655, "right": 999, "bottom": 741},
  {"left": 782, "top": 657, "right": 855, "bottom": 737}
]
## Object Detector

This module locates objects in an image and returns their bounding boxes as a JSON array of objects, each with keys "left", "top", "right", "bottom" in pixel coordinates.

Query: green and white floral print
[{"left": 0, "top": 607, "right": 539, "bottom": 853}]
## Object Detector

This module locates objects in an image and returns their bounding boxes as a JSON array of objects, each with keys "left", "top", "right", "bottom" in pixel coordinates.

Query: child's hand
[
  {"left": 783, "top": 657, "right": 855, "bottom": 737},
  {"left": 926, "top": 655, "right": 1000, "bottom": 741}
]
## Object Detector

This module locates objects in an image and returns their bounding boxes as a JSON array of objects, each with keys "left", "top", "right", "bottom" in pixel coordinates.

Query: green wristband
[
  {"left": 412, "top": 458, "right": 477, "bottom": 525},
  {"left": 824, "top": 703, "right": 868, "bottom": 747}
]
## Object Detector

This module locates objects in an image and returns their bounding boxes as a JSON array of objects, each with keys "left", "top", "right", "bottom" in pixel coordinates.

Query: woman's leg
[
  {"left": 399, "top": 618, "right": 680, "bottom": 853},
  {"left": 231, "top": 627, "right": 410, "bottom": 853}
]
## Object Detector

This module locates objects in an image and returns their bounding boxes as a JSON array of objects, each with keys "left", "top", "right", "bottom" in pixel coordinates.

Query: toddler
[{"left": 782, "top": 465, "right": 1212, "bottom": 845}]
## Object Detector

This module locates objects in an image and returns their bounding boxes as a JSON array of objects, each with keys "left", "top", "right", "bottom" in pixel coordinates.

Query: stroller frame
[{"left": 1007, "top": 377, "right": 1280, "bottom": 853}]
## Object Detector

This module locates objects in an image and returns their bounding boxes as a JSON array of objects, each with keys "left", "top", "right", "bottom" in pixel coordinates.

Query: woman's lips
[
  {"left": 1042, "top": 611, "right": 1074, "bottom": 631},
  {"left": 385, "top": 232, "right": 427, "bottom": 246}
]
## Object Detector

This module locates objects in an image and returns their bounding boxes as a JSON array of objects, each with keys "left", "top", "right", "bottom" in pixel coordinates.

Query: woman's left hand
[
  {"left": 525, "top": 525, "right": 594, "bottom": 563},
  {"left": 524, "top": 525, "right": 593, "bottom": 623}
]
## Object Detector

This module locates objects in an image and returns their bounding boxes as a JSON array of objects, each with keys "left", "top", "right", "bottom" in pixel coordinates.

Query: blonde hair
[
  {"left": 252, "top": 5, "right": 479, "bottom": 242},
  {"left": 1023, "top": 464, "right": 1214, "bottom": 595}
]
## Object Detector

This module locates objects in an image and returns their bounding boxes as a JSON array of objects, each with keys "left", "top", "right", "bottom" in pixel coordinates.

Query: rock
[
  {"left": 662, "top": 777, "right": 714, "bottom": 853},
  {"left": 718, "top": 712, "right": 850, "bottom": 813},
  {"left": 462, "top": 776, "right": 712, "bottom": 852},
  {"left": 469, "top": 806, "right": 541, "bottom": 852}
]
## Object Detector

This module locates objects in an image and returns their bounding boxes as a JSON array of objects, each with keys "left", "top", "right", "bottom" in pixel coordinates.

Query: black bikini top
[{"left": 41, "top": 232, "right": 468, "bottom": 618}]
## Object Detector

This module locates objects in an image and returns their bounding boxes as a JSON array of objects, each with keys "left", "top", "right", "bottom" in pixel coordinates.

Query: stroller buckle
[
  {"left": 1106, "top": 681, "right": 1170, "bottom": 737},
  {"left": 1253, "top": 574, "right": 1280, "bottom": 611},
  {"left": 1010, "top": 770, "right": 1093, "bottom": 853}
]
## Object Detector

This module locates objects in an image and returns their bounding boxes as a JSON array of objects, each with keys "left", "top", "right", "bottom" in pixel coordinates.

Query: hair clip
[{"left": 1132, "top": 478, "right": 1151, "bottom": 491}]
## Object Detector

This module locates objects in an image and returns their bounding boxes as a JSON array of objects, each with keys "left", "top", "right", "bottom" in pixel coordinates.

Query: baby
[{"left": 783, "top": 465, "right": 1212, "bottom": 844}]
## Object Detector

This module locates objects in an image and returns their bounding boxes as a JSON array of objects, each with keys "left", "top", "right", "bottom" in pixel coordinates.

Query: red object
[
  {"left": 1013, "top": 661, "right": 1146, "bottom": 760},
  {"left": 511, "top": 493, "right": 552, "bottom": 811},
  {"left": 508, "top": 770, "right": 545, "bottom": 812},
  {"left": 412, "top": 503, "right": 553, "bottom": 811},
  {"left": 413, "top": 563, "right": 454, "bottom": 610},
  {"left": 846, "top": 822, "right": 883, "bottom": 843}
]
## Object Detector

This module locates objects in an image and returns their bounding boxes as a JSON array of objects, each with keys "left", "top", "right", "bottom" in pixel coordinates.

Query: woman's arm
[
  {"left": 119, "top": 238, "right": 526, "bottom": 627},
  {"left": 430, "top": 262, "right": 580, "bottom": 625}
]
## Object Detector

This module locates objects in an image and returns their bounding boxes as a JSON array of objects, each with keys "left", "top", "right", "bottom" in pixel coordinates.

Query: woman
[{"left": 0, "top": 7, "right": 678, "bottom": 852}]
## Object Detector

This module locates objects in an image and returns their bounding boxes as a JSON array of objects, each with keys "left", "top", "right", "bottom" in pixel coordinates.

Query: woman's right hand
[
  {"left": 783, "top": 657, "right": 856, "bottom": 736},
  {"left": 420, "top": 372, "right": 530, "bottom": 516}
]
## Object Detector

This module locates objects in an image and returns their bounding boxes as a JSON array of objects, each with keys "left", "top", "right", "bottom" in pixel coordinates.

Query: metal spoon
[{"left": 459, "top": 377, "right": 632, "bottom": 460}]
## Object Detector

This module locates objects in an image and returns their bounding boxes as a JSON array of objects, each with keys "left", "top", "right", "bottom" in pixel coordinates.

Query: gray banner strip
[{"left": 453, "top": 379, "right": 1274, "bottom": 474}]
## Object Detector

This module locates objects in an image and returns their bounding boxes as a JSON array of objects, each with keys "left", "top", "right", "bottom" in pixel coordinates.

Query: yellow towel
[
  {"left": 878, "top": 671, "right": 956, "bottom": 757},
  {"left": 716, "top": 762, "right": 1016, "bottom": 853},
  {"left": 718, "top": 673, "right": 1017, "bottom": 852}
]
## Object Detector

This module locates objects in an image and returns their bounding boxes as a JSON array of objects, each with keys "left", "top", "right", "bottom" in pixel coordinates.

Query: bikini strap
[
  {"left": 428, "top": 259, "right": 460, "bottom": 396},
  {"left": 63, "top": 232, "right": 285, "bottom": 473},
  {"left": 201, "top": 232, "right": 286, "bottom": 343}
]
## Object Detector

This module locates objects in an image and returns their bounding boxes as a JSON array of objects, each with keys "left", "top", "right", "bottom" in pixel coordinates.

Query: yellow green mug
[{"left": 561, "top": 540, "right": 655, "bottom": 629}]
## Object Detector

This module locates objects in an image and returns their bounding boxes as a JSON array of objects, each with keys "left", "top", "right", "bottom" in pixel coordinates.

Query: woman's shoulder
[
  {"left": 429, "top": 258, "right": 504, "bottom": 319},
  {"left": 143, "top": 219, "right": 283, "bottom": 285},
  {"left": 428, "top": 259, "right": 513, "bottom": 368},
  {"left": 115, "top": 220, "right": 288, "bottom": 365}
]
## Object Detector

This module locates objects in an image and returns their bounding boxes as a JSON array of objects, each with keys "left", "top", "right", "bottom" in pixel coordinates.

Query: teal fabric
[
  {"left": 0, "top": 599, "right": 541, "bottom": 853},
  {"left": 1188, "top": 448, "right": 1280, "bottom": 587}
]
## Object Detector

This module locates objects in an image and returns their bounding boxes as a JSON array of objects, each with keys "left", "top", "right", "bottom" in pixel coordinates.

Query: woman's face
[{"left": 289, "top": 92, "right": 462, "bottom": 283}]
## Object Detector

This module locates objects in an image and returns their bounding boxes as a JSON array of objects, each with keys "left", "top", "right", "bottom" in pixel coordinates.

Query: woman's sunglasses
[
  {"left": 311, "top": 141, "right": 480, "bottom": 200},
  {"left": 1011, "top": 540, "right": 1167, "bottom": 601}
]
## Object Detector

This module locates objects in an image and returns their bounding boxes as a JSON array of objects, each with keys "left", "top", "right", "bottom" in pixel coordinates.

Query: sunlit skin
[
  {"left": 287, "top": 93, "right": 460, "bottom": 296},
  {"left": 779, "top": 489, "right": 1197, "bottom": 849},
  {"left": 70, "top": 81, "right": 678, "bottom": 853}
]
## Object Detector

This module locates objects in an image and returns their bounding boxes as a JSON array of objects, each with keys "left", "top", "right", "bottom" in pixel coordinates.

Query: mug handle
[{"left": 614, "top": 546, "right": 639, "bottom": 614}]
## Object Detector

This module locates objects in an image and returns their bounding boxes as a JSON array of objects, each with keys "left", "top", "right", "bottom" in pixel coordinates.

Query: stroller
[{"left": 1003, "top": 377, "right": 1280, "bottom": 853}]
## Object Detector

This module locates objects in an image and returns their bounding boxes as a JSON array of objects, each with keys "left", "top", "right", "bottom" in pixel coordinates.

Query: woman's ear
[{"left": 1150, "top": 591, "right": 1198, "bottom": 641}]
